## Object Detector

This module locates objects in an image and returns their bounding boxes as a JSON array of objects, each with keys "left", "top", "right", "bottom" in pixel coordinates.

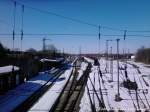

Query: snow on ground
[
  {"left": 79, "top": 87, "right": 92, "bottom": 112},
  {"left": 80, "top": 58, "right": 150, "bottom": 112},
  {"left": 29, "top": 64, "right": 73, "bottom": 112},
  {"left": 128, "top": 61, "right": 150, "bottom": 85},
  {"left": 40, "top": 58, "right": 63, "bottom": 63},
  {"left": 0, "top": 68, "right": 59, "bottom": 112},
  {"left": 77, "top": 62, "right": 88, "bottom": 80},
  {"left": 84, "top": 57, "right": 94, "bottom": 64}
]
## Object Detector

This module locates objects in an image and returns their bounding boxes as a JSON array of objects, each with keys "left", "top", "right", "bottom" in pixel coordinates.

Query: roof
[
  {"left": 0, "top": 65, "right": 20, "bottom": 75},
  {"left": 40, "top": 58, "right": 64, "bottom": 63}
]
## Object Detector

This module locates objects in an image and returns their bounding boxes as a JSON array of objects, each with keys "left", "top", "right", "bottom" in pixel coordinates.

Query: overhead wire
[
  {"left": 0, "top": 33, "right": 150, "bottom": 38},
  {"left": 12, "top": 0, "right": 98, "bottom": 28},
  {"left": 10, "top": 0, "right": 150, "bottom": 33}
]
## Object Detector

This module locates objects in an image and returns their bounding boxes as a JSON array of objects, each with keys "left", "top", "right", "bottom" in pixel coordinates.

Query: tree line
[{"left": 135, "top": 47, "right": 150, "bottom": 64}]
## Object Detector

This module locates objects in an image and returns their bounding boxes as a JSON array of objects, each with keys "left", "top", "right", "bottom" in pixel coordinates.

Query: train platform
[{"left": 0, "top": 68, "right": 59, "bottom": 112}]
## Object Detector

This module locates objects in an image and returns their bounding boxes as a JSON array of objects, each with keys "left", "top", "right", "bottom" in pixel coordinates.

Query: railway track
[
  {"left": 50, "top": 62, "right": 91, "bottom": 112},
  {"left": 85, "top": 58, "right": 150, "bottom": 112},
  {"left": 119, "top": 62, "right": 145, "bottom": 111},
  {"left": 98, "top": 59, "right": 144, "bottom": 111},
  {"left": 131, "top": 63, "right": 150, "bottom": 110},
  {"left": 82, "top": 58, "right": 108, "bottom": 112},
  {"left": 12, "top": 68, "right": 65, "bottom": 112},
  {"left": 98, "top": 67, "right": 112, "bottom": 111},
  {"left": 120, "top": 62, "right": 150, "bottom": 111},
  {"left": 87, "top": 84, "right": 97, "bottom": 112}
]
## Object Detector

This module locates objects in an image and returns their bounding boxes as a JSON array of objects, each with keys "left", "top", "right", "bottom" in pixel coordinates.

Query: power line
[
  {"left": 102, "top": 26, "right": 124, "bottom": 32},
  {"left": 11, "top": 0, "right": 150, "bottom": 33},
  {"left": 102, "top": 34, "right": 150, "bottom": 37},
  {"left": 127, "top": 30, "right": 150, "bottom": 33},
  {"left": 13, "top": 0, "right": 98, "bottom": 28},
  {"left": 0, "top": 33, "right": 150, "bottom": 37},
  {"left": 0, "top": 33, "right": 96, "bottom": 36}
]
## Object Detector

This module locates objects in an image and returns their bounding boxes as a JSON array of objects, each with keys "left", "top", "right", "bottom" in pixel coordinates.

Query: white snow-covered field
[
  {"left": 0, "top": 68, "right": 59, "bottom": 112},
  {"left": 80, "top": 57, "right": 150, "bottom": 112},
  {"left": 77, "top": 62, "right": 88, "bottom": 80}
]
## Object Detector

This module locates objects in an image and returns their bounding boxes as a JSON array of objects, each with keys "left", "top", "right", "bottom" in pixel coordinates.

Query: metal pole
[
  {"left": 13, "top": 1, "right": 16, "bottom": 51},
  {"left": 106, "top": 40, "right": 112, "bottom": 73},
  {"left": 115, "top": 38, "right": 122, "bottom": 101},
  {"left": 12, "top": 1, "right": 16, "bottom": 71},
  {"left": 98, "top": 26, "right": 101, "bottom": 56},
  {"left": 63, "top": 48, "right": 64, "bottom": 57},
  {"left": 21, "top": 5, "right": 24, "bottom": 51},
  {"left": 79, "top": 46, "right": 81, "bottom": 57},
  {"left": 105, "top": 40, "right": 108, "bottom": 72},
  {"left": 98, "top": 25, "right": 101, "bottom": 68},
  {"left": 117, "top": 39, "right": 120, "bottom": 96},
  {"left": 43, "top": 38, "right": 45, "bottom": 51},
  {"left": 124, "top": 30, "right": 127, "bottom": 68},
  {"left": 106, "top": 40, "right": 108, "bottom": 60},
  {"left": 110, "top": 47, "right": 113, "bottom": 81}
]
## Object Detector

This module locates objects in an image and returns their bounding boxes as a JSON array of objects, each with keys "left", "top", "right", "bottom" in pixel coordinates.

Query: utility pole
[
  {"left": 98, "top": 25, "right": 101, "bottom": 58},
  {"left": 79, "top": 46, "right": 81, "bottom": 57},
  {"left": 12, "top": 1, "right": 16, "bottom": 71},
  {"left": 110, "top": 46, "right": 113, "bottom": 82},
  {"left": 63, "top": 48, "right": 64, "bottom": 57},
  {"left": 43, "top": 38, "right": 51, "bottom": 52},
  {"left": 128, "top": 49, "right": 130, "bottom": 58},
  {"left": 12, "top": 1, "right": 16, "bottom": 51},
  {"left": 21, "top": 5, "right": 24, "bottom": 52},
  {"left": 105, "top": 40, "right": 108, "bottom": 72},
  {"left": 115, "top": 38, "right": 122, "bottom": 102},
  {"left": 117, "top": 38, "right": 120, "bottom": 98},
  {"left": 124, "top": 30, "right": 127, "bottom": 68},
  {"left": 43, "top": 38, "right": 46, "bottom": 51},
  {"left": 105, "top": 40, "right": 112, "bottom": 73}
]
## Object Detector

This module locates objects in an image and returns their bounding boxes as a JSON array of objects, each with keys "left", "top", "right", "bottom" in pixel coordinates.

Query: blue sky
[{"left": 0, "top": 0, "right": 150, "bottom": 54}]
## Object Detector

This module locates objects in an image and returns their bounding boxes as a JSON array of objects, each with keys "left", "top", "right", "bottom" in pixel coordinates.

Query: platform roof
[{"left": 0, "top": 65, "right": 20, "bottom": 75}]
